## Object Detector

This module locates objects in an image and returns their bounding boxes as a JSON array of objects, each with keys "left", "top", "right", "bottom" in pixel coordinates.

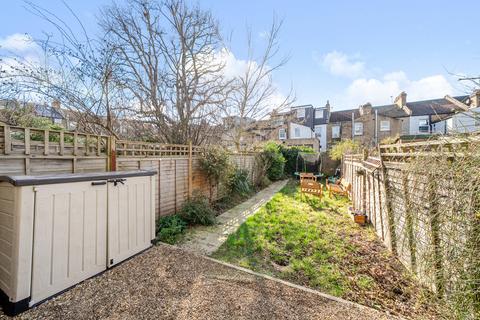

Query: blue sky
[{"left": 1, "top": 0, "right": 479, "bottom": 110}]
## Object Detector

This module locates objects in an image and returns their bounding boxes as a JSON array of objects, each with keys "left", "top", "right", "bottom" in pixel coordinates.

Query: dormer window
[
  {"left": 418, "top": 119, "right": 429, "bottom": 133},
  {"left": 296, "top": 108, "right": 305, "bottom": 118},
  {"left": 315, "top": 110, "right": 323, "bottom": 119}
]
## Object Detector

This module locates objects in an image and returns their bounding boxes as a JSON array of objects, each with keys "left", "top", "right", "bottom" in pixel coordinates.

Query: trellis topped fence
[
  {"left": 0, "top": 124, "right": 257, "bottom": 217},
  {"left": 343, "top": 134, "right": 480, "bottom": 317}
]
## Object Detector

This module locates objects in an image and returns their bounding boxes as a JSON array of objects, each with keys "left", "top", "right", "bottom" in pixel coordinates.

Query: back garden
[{"left": 154, "top": 142, "right": 443, "bottom": 319}]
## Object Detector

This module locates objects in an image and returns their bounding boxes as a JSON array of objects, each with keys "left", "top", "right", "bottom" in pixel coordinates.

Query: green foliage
[
  {"left": 227, "top": 168, "right": 252, "bottom": 197},
  {"left": 329, "top": 139, "right": 361, "bottom": 160},
  {"left": 155, "top": 215, "right": 187, "bottom": 244},
  {"left": 199, "top": 146, "right": 231, "bottom": 184},
  {"left": 262, "top": 142, "right": 286, "bottom": 181},
  {"left": 279, "top": 144, "right": 314, "bottom": 176},
  {"left": 179, "top": 195, "right": 216, "bottom": 226}
]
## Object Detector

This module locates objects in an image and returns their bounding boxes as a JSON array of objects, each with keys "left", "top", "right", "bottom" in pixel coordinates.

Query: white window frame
[
  {"left": 296, "top": 108, "right": 305, "bottom": 118},
  {"left": 314, "top": 125, "right": 322, "bottom": 137},
  {"left": 380, "top": 120, "right": 390, "bottom": 132},
  {"left": 294, "top": 127, "right": 301, "bottom": 138},
  {"left": 278, "top": 128, "right": 286, "bottom": 140},
  {"left": 418, "top": 119, "right": 429, "bottom": 133},
  {"left": 332, "top": 125, "right": 340, "bottom": 138},
  {"left": 354, "top": 122, "right": 363, "bottom": 136},
  {"left": 315, "top": 110, "right": 323, "bottom": 119}
]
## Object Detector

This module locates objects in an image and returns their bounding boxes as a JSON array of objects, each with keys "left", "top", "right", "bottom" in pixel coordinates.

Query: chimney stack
[
  {"left": 394, "top": 91, "right": 407, "bottom": 108},
  {"left": 359, "top": 102, "right": 372, "bottom": 116},
  {"left": 470, "top": 90, "right": 480, "bottom": 107}
]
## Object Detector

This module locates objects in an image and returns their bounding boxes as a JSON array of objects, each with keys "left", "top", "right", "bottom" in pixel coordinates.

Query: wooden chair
[
  {"left": 326, "top": 178, "right": 351, "bottom": 198},
  {"left": 300, "top": 178, "right": 323, "bottom": 199}
]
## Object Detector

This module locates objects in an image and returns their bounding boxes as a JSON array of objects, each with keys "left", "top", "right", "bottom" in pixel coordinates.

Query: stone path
[{"left": 178, "top": 179, "right": 289, "bottom": 255}]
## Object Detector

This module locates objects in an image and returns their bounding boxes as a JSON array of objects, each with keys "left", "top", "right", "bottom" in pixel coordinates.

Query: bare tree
[
  {"left": 223, "top": 17, "right": 294, "bottom": 151},
  {"left": 101, "top": 0, "right": 231, "bottom": 145},
  {"left": 0, "top": 2, "right": 127, "bottom": 137}
]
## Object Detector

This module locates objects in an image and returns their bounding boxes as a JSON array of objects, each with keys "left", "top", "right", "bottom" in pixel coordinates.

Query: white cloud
[
  {"left": 316, "top": 51, "right": 366, "bottom": 78},
  {"left": 0, "top": 33, "right": 40, "bottom": 53},
  {"left": 215, "top": 48, "right": 254, "bottom": 79},
  {"left": 315, "top": 50, "right": 455, "bottom": 106},
  {"left": 214, "top": 48, "right": 290, "bottom": 115},
  {"left": 342, "top": 72, "right": 453, "bottom": 106}
]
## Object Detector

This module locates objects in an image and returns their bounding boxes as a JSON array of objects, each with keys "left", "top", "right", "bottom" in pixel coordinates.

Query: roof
[
  {"left": 33, "top": 104, "right": 64, "bottom": 120},
  {"left": 329, "top": 95, "right": 469, "bottom": 122}
]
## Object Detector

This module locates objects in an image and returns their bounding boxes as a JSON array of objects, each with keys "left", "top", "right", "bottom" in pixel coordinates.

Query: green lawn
[{"left": 211, "top": 180, "right": 440, "bottom": 319}]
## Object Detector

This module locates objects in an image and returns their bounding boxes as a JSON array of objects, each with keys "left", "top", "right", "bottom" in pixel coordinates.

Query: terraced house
[{"left": 251, "top": 90, "right": 480, "bottom": 152}]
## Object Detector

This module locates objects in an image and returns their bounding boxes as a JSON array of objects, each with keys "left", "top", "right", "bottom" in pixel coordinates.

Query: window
[
  {"left": 418, "top": 119, "right": 429, "bottom": 133},
  {"left": 296, "top": 108, "right": 305, "bottom": 118},
  {"left": 314, "top": 125, "right": 322, "bottom": 137},
  {"left": 315, "top": 110, "right": 323, "bottom": 119},
  {"left": 54, "top": 118, "right": 63, "bottom": 124},
  {"left": 294, "top": 127, "right": 300, "bottom": 138},
  {"left": 354, "top": 122, "right": 363, "bottom": 136},
  {"left": 332, "top": 125, "right": 340, "bottom": 138},
  {"left": 380, "top": 120, "right": 390, "bottom": 131},
  {"left": 278, "top": 128, "right": 286, "bottom": 140}
]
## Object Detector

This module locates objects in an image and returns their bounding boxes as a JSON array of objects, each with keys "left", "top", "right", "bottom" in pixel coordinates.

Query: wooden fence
[
  {"left": 342, "top": 134, "right": 480, "bottom": 299},
  {"left": 0, "top": 124, "right": 258, "bottom": 217}
]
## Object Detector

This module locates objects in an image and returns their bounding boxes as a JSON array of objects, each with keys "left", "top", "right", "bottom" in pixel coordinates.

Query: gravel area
[{"left": 1, "top": 244, "right": 395, "bottom": 320}]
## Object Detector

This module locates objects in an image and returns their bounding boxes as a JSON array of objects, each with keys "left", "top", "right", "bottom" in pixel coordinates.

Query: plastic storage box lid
[{"left": 0, "top": 170, "right": 156, "bottom": 186}]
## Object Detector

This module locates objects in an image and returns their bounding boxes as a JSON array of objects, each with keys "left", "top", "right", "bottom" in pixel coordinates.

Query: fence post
[
  {"left": 188, "top": 141, "right": 193, "bottom": 198},
  {"left": 108, "top": 136, "right": 117, "bottom": 171}
]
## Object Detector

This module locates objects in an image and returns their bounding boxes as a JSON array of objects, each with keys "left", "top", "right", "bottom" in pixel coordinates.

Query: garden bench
[
  {"left": 300, "top": 178, "right": 323, "bottom": 199},
  {"left": 326, "top": 178, "right": 351, "bottom": 198}
]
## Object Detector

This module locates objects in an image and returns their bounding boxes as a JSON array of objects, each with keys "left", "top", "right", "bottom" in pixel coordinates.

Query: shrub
[
  {"left": 155, "top": 215, "right": 187, "bottom": 244},
  {"left": 279, "top": 145, "right": 315, "bottom": 176},
  {"left": 329, "top": 139, "right": 361, "bottom": 160},
  {"left": 199, "top": 147, "right": 231, "bottom": 201},
  {"left": 262, "top": 142, "right": 286, "bottom": 181},
  {"left": 380, "top": 134, "right": 400, "bottom": 145},
  {"left": 199, "top": 146, "right": 231, "bottom": 183},
  {"left": 179, "top": 195, "right": 216, "bottom": 226},
  {"left": 227, "top": 168, "right": 252, "bottom": 197}
]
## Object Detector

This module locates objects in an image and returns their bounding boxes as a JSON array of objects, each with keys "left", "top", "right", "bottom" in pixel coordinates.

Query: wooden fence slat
[
  {"left": 4, "top": 126, "right": 11, "bottom": 155},
  {"left": 44, "top": 130, "right": 49, "bottom": 156},
  {"left": 24, "top": 128, "right": 30, "bottom": 155}
]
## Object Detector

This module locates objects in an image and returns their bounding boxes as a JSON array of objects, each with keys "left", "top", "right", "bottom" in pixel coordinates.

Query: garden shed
[{"left": 0, "top": 170, "right": 156, "bottom": 315}]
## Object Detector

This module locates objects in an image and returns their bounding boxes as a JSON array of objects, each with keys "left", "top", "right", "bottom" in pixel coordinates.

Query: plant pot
[{"left": 354, "top": 214, "right": 367, "bottom": 225}]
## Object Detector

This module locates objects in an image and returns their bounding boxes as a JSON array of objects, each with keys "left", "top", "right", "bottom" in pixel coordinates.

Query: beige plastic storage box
[{"left": 0, "top": 170, "right": 156, "bottom": 315}]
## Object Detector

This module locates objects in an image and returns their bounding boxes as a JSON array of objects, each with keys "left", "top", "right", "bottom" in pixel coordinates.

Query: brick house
[{"left": 326, "top": 92, "right": 470, "bottom": 148}]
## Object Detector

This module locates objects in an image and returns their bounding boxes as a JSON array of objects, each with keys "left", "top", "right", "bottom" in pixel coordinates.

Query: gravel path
[
  {"left": 179, "top": 180, "right": 289, "bottom": 255},
  {"left": 1, "top": 244, "right": 395, "bottom": 320}
]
